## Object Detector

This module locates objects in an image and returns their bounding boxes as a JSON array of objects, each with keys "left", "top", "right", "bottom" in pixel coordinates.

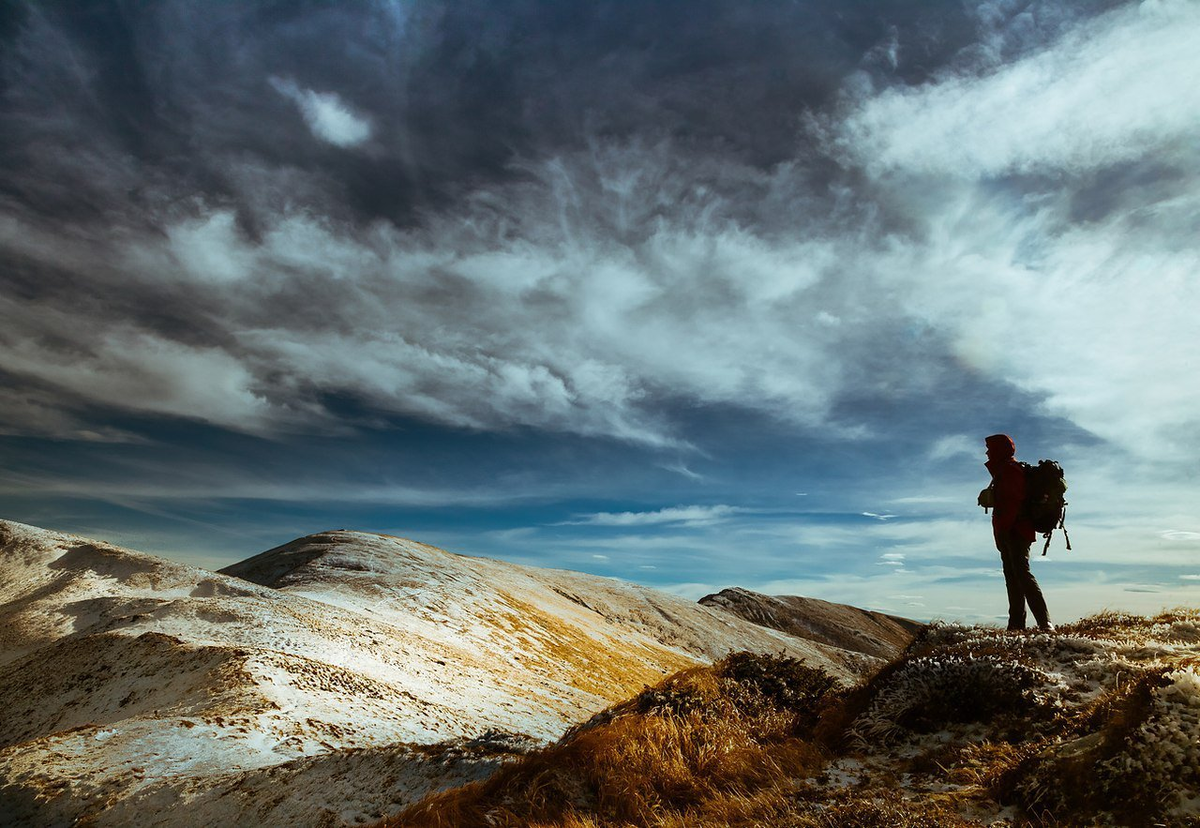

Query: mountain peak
[{"left": 217, "top": 530, "right": 453, "bottom": 588}]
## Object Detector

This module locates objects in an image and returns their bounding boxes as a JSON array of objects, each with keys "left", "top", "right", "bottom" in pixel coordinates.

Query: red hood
[{"left": 985, "top": 433, "right": 1016, "bottom": 461}]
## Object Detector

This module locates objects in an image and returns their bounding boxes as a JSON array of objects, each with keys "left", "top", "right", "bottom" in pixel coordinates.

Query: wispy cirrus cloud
[
  {"left": 559, "top": 505, "right": 744, "bottom": 528},
  {"left": 837, "top": 0, "right": 1200, "bottom": 178},
  {"left": 1162, "top": 531, "right": 1200, "bottom": 543},
  {"left": 828, "top": 0, "right": 1200, "bottom": 464}
]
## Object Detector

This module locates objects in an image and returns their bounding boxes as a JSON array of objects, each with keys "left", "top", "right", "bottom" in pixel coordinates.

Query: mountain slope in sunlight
[{"left": 0, "top": 520, "right": 900, "bottom": 827}]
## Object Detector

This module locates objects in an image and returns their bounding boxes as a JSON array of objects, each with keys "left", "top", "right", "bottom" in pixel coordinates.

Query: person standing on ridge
[{"left": 983, "top": 434, "right": 1053, "bottom": 631}]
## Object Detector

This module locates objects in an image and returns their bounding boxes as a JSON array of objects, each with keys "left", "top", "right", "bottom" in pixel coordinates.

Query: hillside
[
  {"left": 699, "top": 587, "right": 923, "bottom": 660},
  {"left": 0, "top": 520, "right": 900, "bottom": 827},
  {"left": 391, "top": 610, "right": 1200, "bottom": 828},
  {"left": 217, "top": 530, "right": 886, "bottom": 693}
]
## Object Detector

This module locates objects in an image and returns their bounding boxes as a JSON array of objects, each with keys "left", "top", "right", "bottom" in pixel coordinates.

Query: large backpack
[{"left": 1020, "top": 459, "right": 1071, "bottom": 555}]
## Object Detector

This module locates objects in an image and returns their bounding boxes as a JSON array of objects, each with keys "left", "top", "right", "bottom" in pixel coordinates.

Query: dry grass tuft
[
  {"left": 1063, "top": 607, "right": 1200, "bottom": 643},
  {"left": 384, "top": 653, "right": 837, "bottom": 828}
]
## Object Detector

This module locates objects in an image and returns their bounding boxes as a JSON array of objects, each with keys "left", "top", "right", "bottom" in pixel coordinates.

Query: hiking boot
[{"left": 1039, "top": 623, "right": 1055, "bottom": 632}]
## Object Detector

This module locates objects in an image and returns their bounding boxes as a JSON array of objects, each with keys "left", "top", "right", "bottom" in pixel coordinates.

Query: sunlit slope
[
  {"left": 220, "top": 530, "right": 879, "bottom": 705},
  {"left": 0, "top": 520, "right": 889, "bottom": 827},
  {"left": 0, "top": 521, "right": 500, "bottom": 827}
]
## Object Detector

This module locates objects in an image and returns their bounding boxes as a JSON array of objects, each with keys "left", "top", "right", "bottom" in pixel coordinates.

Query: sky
[{"left": 2, "top": 0, "right": 1199, "bottom": 626}]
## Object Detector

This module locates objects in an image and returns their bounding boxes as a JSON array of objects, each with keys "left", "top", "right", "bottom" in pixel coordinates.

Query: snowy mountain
[{"left": 0, "top": 520, "right": 905, "bottom": 827}]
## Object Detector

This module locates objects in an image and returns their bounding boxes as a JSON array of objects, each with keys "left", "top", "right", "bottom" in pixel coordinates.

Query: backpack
[{"left": 1020, "top": 459, "right": 1072, "bottom": 555}]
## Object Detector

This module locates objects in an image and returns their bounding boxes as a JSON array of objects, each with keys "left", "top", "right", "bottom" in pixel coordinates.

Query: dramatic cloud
[
  {"left": 3, "top": 0, "right": 1194, "bottom": 465},
  {"left": 825, "top": 0, "right": 1200, "bottom": 464},
  {"left": 2, "top": 0, "right": 1197, "bottom": 622}
]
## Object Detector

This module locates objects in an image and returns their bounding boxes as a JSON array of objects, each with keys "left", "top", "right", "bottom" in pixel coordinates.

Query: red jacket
[{"left": 985, "top": 435, "right": 1036, "bottom": 548}]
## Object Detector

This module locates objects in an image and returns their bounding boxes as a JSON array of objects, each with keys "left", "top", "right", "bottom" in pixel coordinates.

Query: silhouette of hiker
[{"left": 983, "top": 434, "right": 1053, "bottom": 632}]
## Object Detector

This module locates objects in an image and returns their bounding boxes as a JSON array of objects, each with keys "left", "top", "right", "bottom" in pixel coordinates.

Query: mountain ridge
[
  {"left": 0, "top": 519, "right": 914, "bottom": 827},
  {"left": 699, "top": 586, "right": 923, "bottom": 660}
]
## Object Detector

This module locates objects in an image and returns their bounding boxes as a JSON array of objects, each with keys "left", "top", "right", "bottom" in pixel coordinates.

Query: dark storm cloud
[
  {"left": 1, "top": 0, "right": 954, "bottom": 227},
  {"left": 1, "top": 0, "right": 1197, "bottom": 468},
  {"left": 7, "top": 0, "right": 1058, "bottom": 232}
]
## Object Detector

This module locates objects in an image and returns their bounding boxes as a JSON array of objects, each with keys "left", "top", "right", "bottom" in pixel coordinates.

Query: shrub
[
  {"left": 1001, "top": 663, "right": 1200, "bottom": 826},
  {"left": 848, "top": 654, "right": 1053, "bottom": 747}
]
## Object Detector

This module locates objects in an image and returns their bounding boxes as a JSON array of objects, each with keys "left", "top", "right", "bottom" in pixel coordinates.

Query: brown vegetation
[
  {"left": 381, "top": 609, "right": 1200, "bottom": 828},
  {"left": 385, "top": 652, "right": 838, "bottom": 828}
]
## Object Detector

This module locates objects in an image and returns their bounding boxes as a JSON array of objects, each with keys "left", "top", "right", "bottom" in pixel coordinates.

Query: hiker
[{"left": 983, "top": 434, "right": 1053, "bottom": 632}]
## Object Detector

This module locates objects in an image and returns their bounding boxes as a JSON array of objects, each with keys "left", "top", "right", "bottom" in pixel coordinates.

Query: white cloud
[
  {"left": 270, "top": 77, "right": 372, "bottom": 147},
  {"left": 837, "top": 1, "right": 1200, "bottom": 178},
  {"left": 563, "top": 505, "right": 742, "bottom": 527},
  {"left": 0, "top": 316, "right": 282, "bottom": 434},
  {"left": 824, "top": 1, "right": 1200, "bottom": 465},
  {"left": 659, "top": 462, "right": 703, "bottom": 480},
  {"left": 929, "top": 435, "right": 976, "bottom": 462},
  {"left": 1162, "top": 531, "right": 1200, "bottom": 543}
]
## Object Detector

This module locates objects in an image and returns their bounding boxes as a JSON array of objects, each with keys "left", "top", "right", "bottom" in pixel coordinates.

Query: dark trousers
[{"left": 998, "top": 531, "right": 1050, "bottom": 630}]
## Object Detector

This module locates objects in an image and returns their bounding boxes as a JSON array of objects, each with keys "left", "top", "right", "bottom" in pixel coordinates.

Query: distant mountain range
[{"left": 0, "top": 520, "right": 917, "bottom": 827}]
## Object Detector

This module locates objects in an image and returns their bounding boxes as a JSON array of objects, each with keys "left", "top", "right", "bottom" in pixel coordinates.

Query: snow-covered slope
[
  {"left": 0, "top": 521, "right": 889, "bottom": 827},
  {"left": 219, "top": 531, "right": 880, "bottom": 710}
]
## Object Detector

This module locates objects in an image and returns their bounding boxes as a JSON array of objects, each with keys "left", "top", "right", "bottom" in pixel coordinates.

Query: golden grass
[
  {"left": 1063, "top": 607, "right": 1200, "bottom": 642},
  {"left": 488, "top": 592, "right": 698, "bottom": 702},
  {"left": 385, "top": 653, "right": 835, "bottom": 828}
]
